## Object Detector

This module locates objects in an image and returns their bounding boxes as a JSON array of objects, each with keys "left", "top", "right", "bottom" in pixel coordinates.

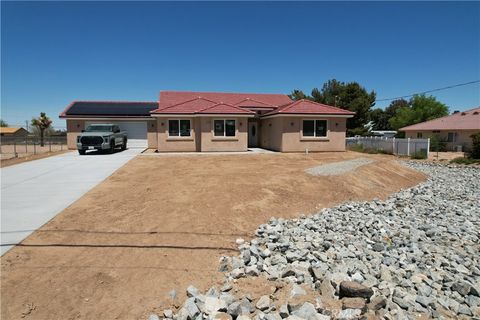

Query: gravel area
[
  {"left": 305, "top": 158, "right": 375, "bottom": 176},
  {"left": 151, "top": 162, "right": 479, "bottom": 320}
]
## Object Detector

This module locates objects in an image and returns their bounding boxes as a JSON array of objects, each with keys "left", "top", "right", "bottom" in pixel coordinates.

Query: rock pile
[{"left": 151, "top": 162, "right": 479, "bottom": 320}]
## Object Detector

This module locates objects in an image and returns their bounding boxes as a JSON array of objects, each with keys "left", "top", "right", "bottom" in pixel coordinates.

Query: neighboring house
[
  {"left": 370, "top": 130, "right": 397, "bottom": 138},
  {"left": 399, "top": 107, "right": 480, "bottom": 151},
  {"left": 0, "top": 127, "right": 29, "bottom": 140},
  {"left": 60, "top": 91, "right": 355, "bottom": 152}
]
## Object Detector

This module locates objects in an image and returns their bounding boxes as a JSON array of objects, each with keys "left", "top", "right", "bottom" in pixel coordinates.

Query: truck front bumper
[{"left": 77, "top": 142, "right": 111, "bottom": 151}]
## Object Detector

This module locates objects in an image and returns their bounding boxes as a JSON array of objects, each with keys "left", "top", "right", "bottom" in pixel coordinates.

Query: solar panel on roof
[{"left": 65, "top": 102, "right": 158, "bottom": 117}]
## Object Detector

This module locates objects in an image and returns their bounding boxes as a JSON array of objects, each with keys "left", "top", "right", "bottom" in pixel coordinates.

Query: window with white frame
[
  {"left": 168, "top": 119, "right": 191, "bottom": 137},
  {"left": 214, "top": 119, "right": 236, "bottom": 137},
  {"left": 302, "top": 120, "right": 327, "bottom": 137}
]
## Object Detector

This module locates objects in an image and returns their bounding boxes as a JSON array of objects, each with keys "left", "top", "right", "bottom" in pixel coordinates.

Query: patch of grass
[
  {"left": 348, "top": 143, "right": 392, "bottom": 155},
  {"left": 410, "top": 151, "right": 428, "bottom": 160},
  {"left": 450, "top": 157, "right": 480, "bottom": 165}
]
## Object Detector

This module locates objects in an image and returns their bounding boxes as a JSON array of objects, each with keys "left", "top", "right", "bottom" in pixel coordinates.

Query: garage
[
  {"left": 60, "top": 101, "right": 159, "bottom": 150},
  {"left": 85, "top": 121, "right": 148, "bottom": 148}
]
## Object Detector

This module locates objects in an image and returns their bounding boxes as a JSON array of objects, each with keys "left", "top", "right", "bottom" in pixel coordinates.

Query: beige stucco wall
[
  {"left": 259, "top": 117, "right": 347, "bottom": 152},
  {"left": 66, "top": 119, "right": 85, "bottom": 149},
  {"left": 200, "top": 117, "right": 248, "bottom": 152},
  {"left": 147, "top": 120, "right": 157, "bottom": 149},
  {"left": 259, "top": 117, "right": 283, "bottom": 151},
  {"left": 405, "top": 130, "right": 479, "bottom": 151},
  {"left": 156, "top": 117, "right": 198, "bottom": 152}
]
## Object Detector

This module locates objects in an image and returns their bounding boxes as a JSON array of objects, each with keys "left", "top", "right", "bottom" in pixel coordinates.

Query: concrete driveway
[{"left": 0, "top": 148, "right": 144, "bottom": 255}]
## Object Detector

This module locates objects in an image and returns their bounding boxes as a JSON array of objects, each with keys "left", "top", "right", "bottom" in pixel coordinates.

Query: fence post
[
  {"left": 25, "top": 139, "right": 28, "bottom": 154},
  {"left": 49, "top": 139, "right": 52, "bottom": 152},
  {"left": 407, "top": 138, "right": 411, "bottom": 156},
  {"left": 392, "top": 137, "right": 396, "bottom": 155},
  {"left": 427, "top": 138, "right": 430, "bottom": 159},
  {"left": 33, "top": 142, "right": 36, "bottom": 155},
  {"left": 14, "top": 142, "right": 17, "bottom": 157}
]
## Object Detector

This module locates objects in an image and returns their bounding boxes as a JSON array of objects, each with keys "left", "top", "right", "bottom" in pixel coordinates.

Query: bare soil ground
[
  {"left": 428, "top": 151, "right": 465, "bottom": 161},
  {"left": 0, "top": 152, "right": 425, "bottom": 320}
]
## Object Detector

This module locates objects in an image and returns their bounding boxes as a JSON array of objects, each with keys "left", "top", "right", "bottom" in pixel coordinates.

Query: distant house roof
[
  {"left": 0, "top": 127, "right": 27, "bottom": 134},
  {"left": 399, "top": 107, "right": 480, "bottom": 131},
  {"left": 60, "top": 101, "right": 159, "bottom": 118},
  {"left": 157, "top": 91, "right": 293, "bottom": 110},
  {"left": 263, "top": 99, "right": 356, "bottom": 117}
]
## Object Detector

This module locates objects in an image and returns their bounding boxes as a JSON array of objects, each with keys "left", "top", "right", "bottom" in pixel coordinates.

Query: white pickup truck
[{"left": 76, "top": 124, "right": 127, "bottom": 155}]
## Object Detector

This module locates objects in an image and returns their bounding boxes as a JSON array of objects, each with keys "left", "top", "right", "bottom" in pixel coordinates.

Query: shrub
[
  {"left": 430, "top": 135, "right": 447, "bottom": 152},
  {"left": 411, "top": 150, "right": 427, "bottom": 159},
  {"left": 470, "top": 132, "right": 480, "bottom": 159},
  {"left": 349, "top": 143, "right": 365, "bottom": 152},
  {"left": 450, "top": 157, "right": 480, "bottom": 165}
]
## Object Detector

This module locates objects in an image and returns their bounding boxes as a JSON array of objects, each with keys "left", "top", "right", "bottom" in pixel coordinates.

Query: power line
[{"left": 375, "top": 80, "right": 480, "bottom": 102}]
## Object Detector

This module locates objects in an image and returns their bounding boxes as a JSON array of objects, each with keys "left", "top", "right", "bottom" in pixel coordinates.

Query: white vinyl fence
[{"left": 346, "top": 136, "right": 430, "bottom": 158}]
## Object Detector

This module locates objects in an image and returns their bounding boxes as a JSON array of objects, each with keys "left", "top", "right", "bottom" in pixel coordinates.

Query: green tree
[
  {"left": 31, "top": 112, "right": 52, "bottom": 146},
  {"left": 289, "top": 89, "right": 309, "bottom": 101},
  {"left": 371, "top": 99, "right": 410, "bottom": 130},
  {"left": 389, "top": 94, "right": 449, "bottom": 130},
  {"left": 0, "top": 119, "right": 8, "bottom": 127},
  {"left": 311, "top": 79, "right": 376, "bottom": 136},
  {"left": 470, "top": 132, "right": 480, "bottom": 159}
]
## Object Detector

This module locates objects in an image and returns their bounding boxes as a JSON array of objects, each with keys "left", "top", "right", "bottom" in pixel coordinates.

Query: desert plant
[
  {"left": 430, "top": 135, "right": 447, "bottom": 152},
  {"left": 411, "top": 150, "right": 427, "bottom": 159},
  {"left": 470, "top": 132, "right": 480, "bottom": 159},
  {"left": 450, "top": 157, "right": 480, "bottom": 165},
  {"left": 31, "top": 112, "right": 52, "bottom": 147}
]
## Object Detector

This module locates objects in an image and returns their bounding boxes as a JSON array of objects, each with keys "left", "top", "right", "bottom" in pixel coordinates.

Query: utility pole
[{"left": 25, "top": 120, "right": 29, "bottom": 132}]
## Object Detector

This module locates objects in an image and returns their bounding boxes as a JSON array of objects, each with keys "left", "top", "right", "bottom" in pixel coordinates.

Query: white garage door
[{"left": 86, "top": 121, "right": 148, "bottom": 148}]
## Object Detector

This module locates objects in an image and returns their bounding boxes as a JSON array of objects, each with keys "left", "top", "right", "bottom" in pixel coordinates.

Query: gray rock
[
  {"left": 290, "top": 284, "right": 306, "bottom": 298},
  {"left": 336, "top": 308, "right": 361, "bottom": 319},
  {"left": 291, "top": 302, "right": 317, "bottom": 320},
  {"left": 186, "top": 285, "right": 200, "bottom": 297},
  {"left": 279, "top": 303, "right": 289, "bottom": 318},
  {"left": 452, "top": 281, "right": 472, "bottom": 296},
  {"left": 204, "top": 296, "right": 227, "bottom": 314},
  {"left": 372, "top": 243, "right": 384, "bottom": 252},
  {"left": 415, "top": 295, "right": 435, "bottom": 308},
  {"left": 183, "top": 297, "right": 200, "bottom": 318},
  {"left": 163, "top": 309, "right": 173, "bottom": 319},
  {"left": 367, "top": 296, "right": 387, "bottom": 311},
  {"left": 148, "top": 315, "right": 160, "bottom": 320},
  {"left": 339, "top": 281, "right": 373, "bottom": 299},
  {"left": 256, "top": 295, "right": 271, "bottom": 311},
  {"left": 458, "top": 304, "right": 473, "bottom": 316}
]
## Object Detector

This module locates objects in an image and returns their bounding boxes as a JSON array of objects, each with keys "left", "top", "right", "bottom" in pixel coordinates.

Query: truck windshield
[{"left": 85, "top": 125, "right": 113, "bottom": 132}]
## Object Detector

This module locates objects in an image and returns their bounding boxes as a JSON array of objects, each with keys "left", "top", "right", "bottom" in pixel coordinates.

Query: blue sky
[{"left": 1, "top": 1, "right": 479, "bottom": 128}]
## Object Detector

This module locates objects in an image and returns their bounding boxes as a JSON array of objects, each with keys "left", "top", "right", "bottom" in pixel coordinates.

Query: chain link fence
[
  {"left": 346, "top": 136, "right": 430, "bottom": 158},
  {"left": 0, "top": 135, "right": 68, "bottom": 160}
]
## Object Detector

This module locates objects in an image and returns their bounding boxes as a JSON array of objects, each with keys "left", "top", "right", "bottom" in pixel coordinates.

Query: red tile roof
[
  {"left": 153, "top": 97, "right": 254, "bottom": 115},
  {"left": 264, "top": 99, "right": 356, "bottom": 116},
  {"left": 234, "top": 98, "right": 276, "bottom": 108},
  {"left": 153, "top": 97, "right": 218, "bottom": 114},
  {"left": 400, "top": 107, "right": 480, "bottom": 131},
  {"left": 157, "top": 91, "right": 292, "bottom": 109},
  {"left": 197, "top": 103, "right": 254, "bottom": 114}
]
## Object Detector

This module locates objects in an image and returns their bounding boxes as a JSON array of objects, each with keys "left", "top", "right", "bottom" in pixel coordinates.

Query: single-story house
[
  {"left": 60, "top": 91, "right": 355, "bottom": 152},
  {"left": 399, "top": 107, "right": 480, "bottom": 152},
  {"left": 0, "top": 127, "right": 29, "bottom": 139}
]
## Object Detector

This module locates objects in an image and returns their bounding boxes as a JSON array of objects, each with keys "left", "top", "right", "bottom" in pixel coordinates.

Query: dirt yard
[{"left": 0, "top": 152, "right": 425, "bottom": 320}]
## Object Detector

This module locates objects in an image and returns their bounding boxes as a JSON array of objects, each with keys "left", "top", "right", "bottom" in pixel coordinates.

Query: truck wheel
[
  {"left": 78, "top": 150, "right": 86, "bottom": 155},
  {"left": 121, "top": 138, "right": 127, "bottom": 150},
  {"left": 109, "top": 141, "right": 115, "bottom": 154}
]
